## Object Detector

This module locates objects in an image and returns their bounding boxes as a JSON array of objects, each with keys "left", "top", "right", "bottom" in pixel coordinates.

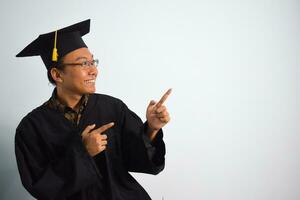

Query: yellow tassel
[{"left": 52, "top": 31, "right": 58, "bottom": 62}]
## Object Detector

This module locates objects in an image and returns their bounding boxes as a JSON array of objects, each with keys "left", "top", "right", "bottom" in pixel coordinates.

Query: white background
[{"left": 0, "top": 0, "right": 299, "bottom": 199}]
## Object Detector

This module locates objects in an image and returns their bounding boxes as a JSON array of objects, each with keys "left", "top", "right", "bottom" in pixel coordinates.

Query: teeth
[{"left": 85, "top": 80, "right": 95, "bottom": 84}]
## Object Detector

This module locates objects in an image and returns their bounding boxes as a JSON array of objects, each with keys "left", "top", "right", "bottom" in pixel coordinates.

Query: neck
[{"left": 56, "top": 87, "right": 82, "bottom": 110}]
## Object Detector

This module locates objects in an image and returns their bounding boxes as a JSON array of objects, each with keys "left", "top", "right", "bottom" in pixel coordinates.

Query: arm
[
  {"left": 120, "top": 87, "right": 172, "bottom": 175},
  {"left": 120, "top": 104, "right": 166, "bottom": 175},
  {"left": 15, "top": 122, "right": 100, "bottom": 200}
]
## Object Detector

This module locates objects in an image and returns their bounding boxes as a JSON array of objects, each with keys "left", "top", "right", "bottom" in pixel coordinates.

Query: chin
[
  {"left": 85, "top": 87, "right": 96, "bottom": 94},
  {"left": 79, "top": 84, "right": 96, "bottom": 94}
]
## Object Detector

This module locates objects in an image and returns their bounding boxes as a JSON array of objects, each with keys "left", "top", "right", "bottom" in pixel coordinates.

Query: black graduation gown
[{"left": 15, "top": 93, "right": 165, "bottom": 200}]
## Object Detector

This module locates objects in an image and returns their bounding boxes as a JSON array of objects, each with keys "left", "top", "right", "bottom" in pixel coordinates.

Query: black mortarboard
[{"left": 16, "top": 19, "right": 91, "bottom": 70}]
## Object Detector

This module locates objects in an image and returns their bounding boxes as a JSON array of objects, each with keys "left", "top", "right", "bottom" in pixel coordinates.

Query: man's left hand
[{"left": 146, "top": 88, "right": 172, "bottom": 140}]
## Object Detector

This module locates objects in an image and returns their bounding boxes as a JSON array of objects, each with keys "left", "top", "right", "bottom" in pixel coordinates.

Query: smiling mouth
[{"left": 84, "top": 79, "right": 96, "bottom": 85}]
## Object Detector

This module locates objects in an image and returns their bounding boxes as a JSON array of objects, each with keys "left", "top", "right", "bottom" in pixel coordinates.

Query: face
[{"left": 57, "top": 47, "right": 98, "bottom": 95}]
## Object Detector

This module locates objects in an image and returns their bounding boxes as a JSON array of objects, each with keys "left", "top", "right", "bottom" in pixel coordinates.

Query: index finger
[
  {"left": 156, "top": 88, "right": 172, "bottom": 107},
  {"left": 94, "top": 122, "right": 115, "bottom": 134}
]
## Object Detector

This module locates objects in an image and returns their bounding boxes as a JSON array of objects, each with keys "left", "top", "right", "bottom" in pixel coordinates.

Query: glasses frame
[{"left": 59, "top": 59, "right": 99, "bottom": 68}]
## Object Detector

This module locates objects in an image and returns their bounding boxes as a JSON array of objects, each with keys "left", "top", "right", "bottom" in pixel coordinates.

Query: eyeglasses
[{"left": 60, "top": 59, "right": 99, "bottom": 68}]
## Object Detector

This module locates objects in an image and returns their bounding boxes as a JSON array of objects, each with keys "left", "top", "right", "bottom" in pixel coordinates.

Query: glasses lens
[
  {"left": 81, "top": 61, "right": 89, "bottom": 67},
  {"left": 93, "top": 59, "right": 99, "bottom": 67}
]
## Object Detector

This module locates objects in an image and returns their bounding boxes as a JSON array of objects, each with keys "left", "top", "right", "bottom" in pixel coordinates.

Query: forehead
[{"left": 62, "top": 47, "right": 93, "bottom": 61}]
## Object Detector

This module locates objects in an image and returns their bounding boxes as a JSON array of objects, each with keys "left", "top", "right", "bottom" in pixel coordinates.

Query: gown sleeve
[
  {"left": 120, "top": 103, "right": 166, "bottom": 175},
  {"left": 15, "top": 117, "right": 100, "bottom": 200}
]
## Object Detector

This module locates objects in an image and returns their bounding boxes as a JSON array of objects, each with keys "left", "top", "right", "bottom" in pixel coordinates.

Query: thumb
[
  {"left": 82, "top": 124, "right": 96, "bottom": 138},
  {"left": 148, "top": 100, "right": 156, "bottom": 107}
]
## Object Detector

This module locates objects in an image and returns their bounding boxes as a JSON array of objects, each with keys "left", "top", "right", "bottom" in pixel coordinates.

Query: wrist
[{"left": 146, "top": 127, "right": 159, "bottom": 141}]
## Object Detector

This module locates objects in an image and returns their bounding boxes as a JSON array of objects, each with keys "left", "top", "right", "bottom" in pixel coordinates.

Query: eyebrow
[{"left": 75, "top": 54, "right": 94, "bottom": 61}]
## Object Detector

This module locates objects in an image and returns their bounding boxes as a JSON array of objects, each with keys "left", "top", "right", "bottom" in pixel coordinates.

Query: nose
[{"left": 88, "top": 65, "right": 98, "bottom": 77}]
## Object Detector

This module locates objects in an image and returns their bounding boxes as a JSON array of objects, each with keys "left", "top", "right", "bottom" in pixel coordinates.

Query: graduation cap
[{"left": 16, "top": 19, "right": 91, "bottom": 70}]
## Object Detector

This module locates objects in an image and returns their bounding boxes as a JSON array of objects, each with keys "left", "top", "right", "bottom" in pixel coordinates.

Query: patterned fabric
[{"left": 45, "top": 89, "right": 89, "bottom": 125}]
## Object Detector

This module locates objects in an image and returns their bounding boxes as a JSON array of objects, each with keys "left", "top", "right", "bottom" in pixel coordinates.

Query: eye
[{"left": 81, "top": 61, "right": 89, "bottom": 67}]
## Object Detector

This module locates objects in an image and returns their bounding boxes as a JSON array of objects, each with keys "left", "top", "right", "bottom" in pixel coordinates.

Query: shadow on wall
[{"left": 0, "top": 123, "right": 33, "bottom": 200}]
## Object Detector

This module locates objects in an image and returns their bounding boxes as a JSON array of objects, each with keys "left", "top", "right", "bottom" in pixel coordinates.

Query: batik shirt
[{"left": 45, "top": 89, "right": 89, "bottom": 125}]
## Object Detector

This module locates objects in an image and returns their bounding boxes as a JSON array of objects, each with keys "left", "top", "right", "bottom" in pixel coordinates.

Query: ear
[{"left": 50, "top": 68, "right": 64, "bottom": 83}]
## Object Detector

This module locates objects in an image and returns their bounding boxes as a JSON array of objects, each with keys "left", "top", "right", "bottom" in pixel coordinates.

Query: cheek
[
  {"left": 72, "top": 70, "right": 87, "bottom": 80},
  {"left": 64, "top": 70, "right": 86, "bottom": 85}
]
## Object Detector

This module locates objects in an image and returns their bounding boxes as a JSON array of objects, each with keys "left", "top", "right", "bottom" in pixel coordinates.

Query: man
[{"left": 15, "top": 19, "right": 171, "bottom": 200}]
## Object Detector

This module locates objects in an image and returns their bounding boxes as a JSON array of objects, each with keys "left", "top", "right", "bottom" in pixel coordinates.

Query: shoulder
[
  {"left": 90, "top": 93, "right": 126, "bottom": 108},
  {"left": 91, "top": 93, "right": 122, "bottom": 103},
  {"left": 16, "top": 105, "right": 49, "bottom": 137},
  {"left": 88, "top": 93, "right": 133, "bottom": 120}
]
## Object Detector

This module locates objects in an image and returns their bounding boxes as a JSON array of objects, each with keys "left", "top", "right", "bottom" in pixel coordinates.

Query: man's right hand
[{"left": 81, "top": 122, "right": 114, "bottom": 157}]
